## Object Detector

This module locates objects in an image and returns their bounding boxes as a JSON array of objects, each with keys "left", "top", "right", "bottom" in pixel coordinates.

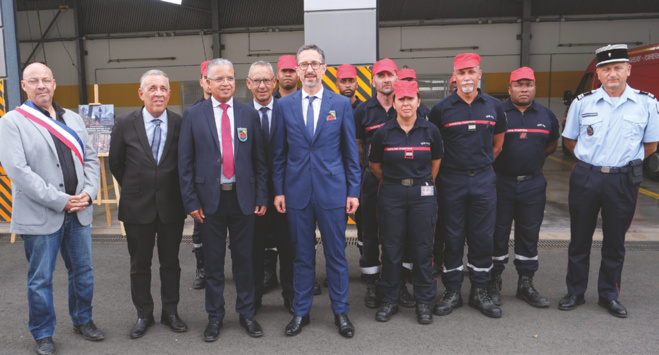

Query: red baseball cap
[
  {"left": 454, "top": 53, "right": 481, "bottom": 71},
  {"left": 510, "top": 66, "right": 535, "bottom": 83},
  {"left": 372, "top": 58, "right": 398, "bottom": 76},
  {"left": 200, "top": 60, "right": 210, "bottom": 77},
  {"left": 398, "top": 68, "right": 417, "bottom": 80},
  {"left": 278, "top": 55, "right": 297, "bottom": 71},
  {"left": 336, "top": 64, "right": 357, "bottom": 79},
  {"left": 393, "top": 80, "right": 418, "bottom": 98},
  {"left": 450, "top": 75, "right": 455, "bottom": 84}
]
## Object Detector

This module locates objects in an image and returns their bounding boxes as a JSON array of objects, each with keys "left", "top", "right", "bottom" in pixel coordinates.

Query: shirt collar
[
  {"left": 595, "top": 84, "right": 636, "bottom": 104},
  {"left": 302, "top": 86, "right": 324, "bottom": 101},
  {"left": 253, "top": 98, "right": 273, "bottom": 111},
  {"left": 450, "top": 88, "right": 485, "bottom": 105},
  {"left": 142, "top": 106, "right": 168, "bottom": 124},
  {"left": 211, "top": 95, "right": 234, "bottom": 108},
  {"left": 503, "top": 98, "right": 537, "bottom": 113},
  {"left": 26, "top": 100, "right": 65, "bottom": 119},
  {"left": 386, "top": 115, "right": 424, "bottom": 131}
]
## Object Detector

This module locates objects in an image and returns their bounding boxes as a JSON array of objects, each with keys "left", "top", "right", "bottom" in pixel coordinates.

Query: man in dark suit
[
  {"left": 178, "top": 58, "right": 268, "bottom": 342},
  {"left": 246, "top": 60, "right": 295, "bottom": 314},
  {"left": 109, "top": 70, "right": 188, "bottom": 339},
  {"left": 273, "top": 44, "right": 361, "bottom": 338}
]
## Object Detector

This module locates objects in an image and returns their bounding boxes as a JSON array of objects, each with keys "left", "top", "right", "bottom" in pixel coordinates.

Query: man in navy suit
[
  {"left": 273, "top": 44, "right": 361, "bottom": 338},
  {"left": 178, "top": 58, "right": 268, "bottom": 341}
]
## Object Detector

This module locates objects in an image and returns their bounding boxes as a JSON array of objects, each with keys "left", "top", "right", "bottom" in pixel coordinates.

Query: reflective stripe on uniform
[
  {"left": 443, "top": 264, "right": 464, "bottom": 273},
  {"left": 193, "top": 243, "right": 203, "bottom": 248},
  {"left": 467, "top": 262, "right": 493, "bottom": 272},
  {"left": 361, "top": 266, "right": 380, "bottom": 274},
  {"left": 493, "top": 255, "right": 508, "bottom": 261},
  {"left": 402, "top": 262, "right": 413, "bottom": 270},
  {"left": 515, "top": 254, "right": 538, "bottom": 261},
  {"left": 265, "top": 247, "right": 278, "bottom": 251}
]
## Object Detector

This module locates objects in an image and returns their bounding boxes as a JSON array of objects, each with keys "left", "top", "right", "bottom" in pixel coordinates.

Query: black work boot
[
  {"left": 416, "top": 304, "right": 433, "bottom": 324},
  {"left": 375, "top": 302, "right": 398, "bottom": 322},
  {"left": 517, "top": 275, "right": 550, "bottom": 308},
  {"left": 433, "top": 289, "right": 463, "bottom": 316},
  {"left": 468, "top": 287, "right": 502, "bottom": 318},
  {"left": 398, "top": 267, "right": 416, "bottom": 308},
  {"left": 192, "top": 259, "right": 206, "bottom": 290},
  {"left": 487, "top": 273, "right": 503, "bottom": 306},
  {"left": 364, "top": 275, "right": 381, "bottom": 309}
]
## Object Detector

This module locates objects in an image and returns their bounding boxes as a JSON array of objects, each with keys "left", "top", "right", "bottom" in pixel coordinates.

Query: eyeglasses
[
  {"left": 298, "top": 62, "right": 324, "bottom": 70},
  {"left": 24, "top": 78, "right": 54, "bottom": 86},
  {"left": 208, "top": 77, "right": 235, "bottom": 83},
  {"left": 248, "top": 77, "right": 275, "bottom": 85}
]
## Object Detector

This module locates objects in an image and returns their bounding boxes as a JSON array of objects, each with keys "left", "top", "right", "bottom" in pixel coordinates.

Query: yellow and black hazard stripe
[
  {"left": 323, "top": 66, "right": 373, "bottom": 102},
  {"left": 0, "top": 79, "right": 5, "bottom": 117}
]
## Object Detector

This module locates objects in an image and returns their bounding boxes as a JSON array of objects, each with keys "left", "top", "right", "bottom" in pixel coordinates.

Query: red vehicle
[{"left": 562, "top": 43, "right": 659, "bottom": 179}]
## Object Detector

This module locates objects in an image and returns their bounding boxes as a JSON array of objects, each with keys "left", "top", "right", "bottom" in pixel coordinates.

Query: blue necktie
[
  {"left": 306, "top": 96, "right": 316, "bottom": 139},
  {"left": 151, "top": 118, "right": 162, "bottom": 163},
  {"left": 260, "top": 107, "right": 270, "bottom": 143}
]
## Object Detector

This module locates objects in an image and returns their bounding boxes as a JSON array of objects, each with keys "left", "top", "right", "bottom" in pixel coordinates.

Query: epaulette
[
  {"left": 576, "top": 90, "right": 595, "bottom": 100},
  {"left": 637, "top": 90, "right": 656, "bottom": 99}
]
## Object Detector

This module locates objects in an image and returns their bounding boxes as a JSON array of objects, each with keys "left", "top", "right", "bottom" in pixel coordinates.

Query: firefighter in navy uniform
[
  {"left": 355, "top": 58, "right": 416, "bottom": 309},
  {"left": 369, "top": 80, "right": 442, "bottom": 325},
  {"left": 397, "top": 68, "right": 431, "bottom": 119},
  {"left": 428, "top": 53, "right": 506, "bottom": 319},
  {"left": 336, "top": 64, "right": 364, "bottom": 110},
  {"left": 560, "top": 44, "right": 659, "bottom": 318},
  {"left": 489, "top": 67, "right": 559, "bottom": 309}
]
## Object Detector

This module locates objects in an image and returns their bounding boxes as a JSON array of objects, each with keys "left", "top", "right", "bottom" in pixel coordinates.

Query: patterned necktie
[
  {"left": 150, "top": 118, "right": 162, "bottom": 163},
  {"left": 260, "top": 107, "right": 270, "bottom": 143},
  {"left": 306, "top": 96, "right": 316, "bottom": 139},
  {"left": 219, "top": 103, "right": 234, "bottom": 179}
]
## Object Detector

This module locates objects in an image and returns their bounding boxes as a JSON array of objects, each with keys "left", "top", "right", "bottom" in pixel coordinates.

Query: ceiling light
[{"left": 161, "top": 0, "right": 182, "bottom": 5}]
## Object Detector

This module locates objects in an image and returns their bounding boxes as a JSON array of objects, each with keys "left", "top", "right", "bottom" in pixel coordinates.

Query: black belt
[
  {"left": 220, "top": 183, "right": 236, "bottom": 191},
  {"left": 497, "top": 170, "right": 542, "bottom": 181},
  {"left": 383, "top": 175, "right": 433, "bottom": 187},
  {"left": 577, "top": 161, "right": 628, "bottom": 174},
  {"left": 441, "top": 165, "right": 490, "bottom": 176}
]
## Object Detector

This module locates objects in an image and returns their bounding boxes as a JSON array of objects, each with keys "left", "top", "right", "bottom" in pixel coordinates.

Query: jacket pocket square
[{"left": 327, "top": 110, "right": 337, "bottom": 121}]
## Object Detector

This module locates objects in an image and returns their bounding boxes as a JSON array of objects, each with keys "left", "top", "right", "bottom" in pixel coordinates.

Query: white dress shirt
[{"left": 211, "top": 96, "right": 236, "bottom": 183}]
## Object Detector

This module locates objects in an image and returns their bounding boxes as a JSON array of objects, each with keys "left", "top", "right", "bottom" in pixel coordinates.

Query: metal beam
[
  {"left": 211, "top": 0, "right": 221, "bottom": 58},
  {"left": 73, "top": 0, "right": 87, "bottom": 104},
  {"left": 22, "top": 8, "right": 63, "bottom": 68},
  {"left": 520, "top": 0, "right": 531, "bottom": 67},
  {"left": 1, "top": 0, "right": 22, "bottom": 108}
]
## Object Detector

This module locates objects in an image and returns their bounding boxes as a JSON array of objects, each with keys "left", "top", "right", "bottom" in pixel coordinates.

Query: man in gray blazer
[{"left": 0, "top": 63, "right": 103, "bottom": 355}]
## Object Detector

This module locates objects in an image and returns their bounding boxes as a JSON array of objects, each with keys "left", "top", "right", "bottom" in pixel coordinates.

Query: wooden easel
[{"left": 89, "top": 84, "right": 125, "bottom": 236}]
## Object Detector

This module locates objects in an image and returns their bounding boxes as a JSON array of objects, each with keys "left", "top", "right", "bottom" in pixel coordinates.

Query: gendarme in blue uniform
[
  {"left": 428, "top": 89, "right": 507, "bottom": 290},
  {"left": 369, "top": 114, "right": 443, "bottom": 305},
  {"left": 561, "top": 84, "right": 659, "bottom": 303},
  {"left": 492, "top": 99, "right": 559, "bottom": 277}
]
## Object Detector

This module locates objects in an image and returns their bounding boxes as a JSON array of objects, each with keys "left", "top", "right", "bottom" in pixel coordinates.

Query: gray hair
[
  {"left": 248, "top": 60, "right": 274, "bottom": 78},
  {"left": 206, "top": 58, "right": 234, "bottom": 78},
  {"left": 140, "top": 69, "right": 169, "bottom": 89},
  {"left": 296, "top": 44, "right": 326, "bottom": 64}
]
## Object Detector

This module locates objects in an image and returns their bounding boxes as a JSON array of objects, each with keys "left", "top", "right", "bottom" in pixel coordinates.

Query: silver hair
[
  {"left": 140, "top": 69, "right": 169, "bottom": 89},
  {"left": 206, "top": 58, "right": 234, "bottom": 77},
  {"left": 248, "top": 60, "right": 274, "bottom": 78},
  {"left": 296, "top": 44, "right": 326, "bottom": 64}
]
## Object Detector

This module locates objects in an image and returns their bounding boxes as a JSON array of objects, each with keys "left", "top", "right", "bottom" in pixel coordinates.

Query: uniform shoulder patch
[
  {"left": 638, "top": 90, "right": 656, "bottom": 99},
  {"left": 576, "top": 90, "right": 595, "bottom": 100}
]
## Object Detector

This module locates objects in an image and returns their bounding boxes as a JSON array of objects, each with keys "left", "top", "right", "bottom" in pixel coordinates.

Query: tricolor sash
[{"left": 15, "top": 101, "right": 85, "bottom": 166}]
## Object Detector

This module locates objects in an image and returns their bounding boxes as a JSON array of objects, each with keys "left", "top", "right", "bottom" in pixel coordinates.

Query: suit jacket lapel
[
  {"left": 133, "top": 109, "right": 157, "bottom": 166},
  {"left": 313, "top": 90, "right": 333, "bottom": 142},
  {"left": 291, "top": 91, "right": 311, "bottom": 144},
  {"left": 203, "top": 99, "right": 221, "bottom": 149},
  {"left": 233, "top": 102, "right": 241, "bottom": 157},
  {"left": 25, "top": 118, "right": 59, "bottom": 158}
]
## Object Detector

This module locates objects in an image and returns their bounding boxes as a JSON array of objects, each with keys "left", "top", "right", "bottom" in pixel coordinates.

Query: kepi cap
[
  {"left": 200, "top": 60, "right": 210, "bottom": 77},
  {"left": 595, "top": 44, "right": 629, "bottom": 67},
  {"left": 372, "top": 58, "right": 398, "bottom": 76},
  {"left": 510, "top": 67, "right": 535, "bottom": 83},
  {"left": 278, "top": 55, "right": 297, "bottom": 71},
  {"left": 393, "top": 80, "right": 418, "bottom": 98},
  {"left": 336, "top": 64, "right": 357, "bottom": 79},
  {"left": 398, "top": 68, "right": 417, "bottom": 80},
  {"left": 454, "top": 53, "right": 481, "bottom": 71},
  {"left": 449, "top": 75, "right": 455, "bottom": 84}
]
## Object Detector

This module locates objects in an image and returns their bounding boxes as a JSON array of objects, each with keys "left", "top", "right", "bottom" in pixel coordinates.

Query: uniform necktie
[
  {"left": 306, "top": 96, "right": 316, "bottom": 139},
  {"left": 150, "top": 118, "right": 162, "bottom": 163},
  {"left": 260, "top": 107, "right": 270, "bottom": 143},
  {"left": 219, "top": 103, "right": 234, "bottom": 179}
]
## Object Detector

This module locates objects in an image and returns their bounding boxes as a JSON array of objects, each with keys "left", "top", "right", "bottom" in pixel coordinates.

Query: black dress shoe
[
  {"left": 74, "top": 320, "right": 105, "bottom": 341},
  {"left": 598, "top": 298, "right": 628, "bottom": 318},
  {"left": 203, "top": 321, "right": 222, "bottom": 342},
  {"left": 285, "top": 315, "right": 310, "bottom": 336},
  {"left": 284, "top": 297, "right": 295, "bottom": 315},
  {"left": 130, "top": 315, "right": 155, "bottom": 339},
  {"left": 468, "top": 287, "right": 502, "bottom": 318},
  {"left": 161, "top": 313, "right": 188, "bottom": 332},
  {"left": 375, "top": 303, "right": 398, "bottom": 322},
  {"left": 313, "top": 279, "right": 322, "bottom": 296},
  {"left": 239, "top": 316, "right": 264, "bottom": 337},
  {"left": 334, "top": 313, "right": 355, "bottom": 338},
  {"left": 558, "top": 293, "right": 585, "bottom": 311},
  {"left": 433, "top": 289, "right": 463, "bottom": 316},
  {"left": 35, "top": 337, "right": 56, "bottom": 355},
  {"left": 416, "top": 304, "right": 433, "bottom": 325}
]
